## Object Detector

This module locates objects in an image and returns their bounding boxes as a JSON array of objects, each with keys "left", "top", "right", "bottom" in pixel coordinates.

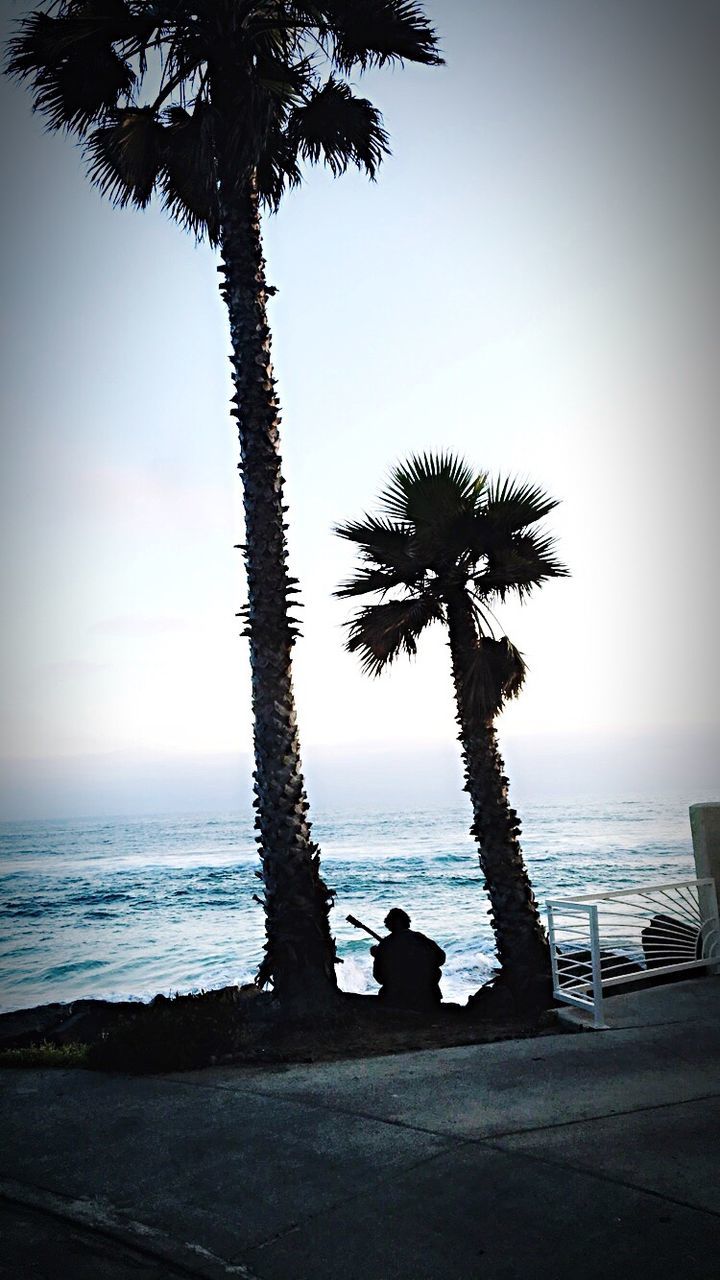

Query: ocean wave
[
  {"left": 40, "top": 959, "right": 108, "bottom": 981},
  {"left": 0, "top": 800, "right": 699, "bottom": 1010}
]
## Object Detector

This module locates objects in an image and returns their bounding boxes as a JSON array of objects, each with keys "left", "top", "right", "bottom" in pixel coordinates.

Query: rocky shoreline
[
  {"left": 0, "top": 983, "right": 560, "bottom": 1071},
  {"left": 0, "top": 995, "right": 152, "bottom": 1052}
]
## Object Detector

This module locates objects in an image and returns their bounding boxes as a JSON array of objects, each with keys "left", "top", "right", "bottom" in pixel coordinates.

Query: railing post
[
  {"left": 588, "top": 904, "right": 607, "bottom": 1029},
  {"left": 547, "top": 903, "right": 560, "bottom": 999}
]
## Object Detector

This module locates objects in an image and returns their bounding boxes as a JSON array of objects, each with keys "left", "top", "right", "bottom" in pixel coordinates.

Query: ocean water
[{"left": 0, "top": 801, "right": 697, "bottom": 1014}]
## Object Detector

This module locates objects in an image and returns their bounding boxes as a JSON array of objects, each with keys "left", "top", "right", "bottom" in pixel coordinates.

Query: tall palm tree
[
  {"left": 6, "top": 2, "right": 442, "bottom": 1010},
  {"left": 335, "top": 453, "right": 568, "bottom": 1008}
]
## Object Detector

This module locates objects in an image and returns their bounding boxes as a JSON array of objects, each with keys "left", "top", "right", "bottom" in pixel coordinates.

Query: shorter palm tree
[{"left": 335, "top": 453, "right": 568, "bottom": 1008}]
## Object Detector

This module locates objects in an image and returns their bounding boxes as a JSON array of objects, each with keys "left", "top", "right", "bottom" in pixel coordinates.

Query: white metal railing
[{"left": 546, "top": 878, "right": 720, "bottom": 1028}]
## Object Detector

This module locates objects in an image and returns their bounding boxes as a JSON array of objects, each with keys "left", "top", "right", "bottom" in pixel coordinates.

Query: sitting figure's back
[{"left": 371, "top": 908, "right": 446, "bottom": 1012}]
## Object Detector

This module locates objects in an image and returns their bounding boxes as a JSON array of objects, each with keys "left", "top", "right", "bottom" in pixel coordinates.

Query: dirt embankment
[{"left": 0, "top": 985, "right": 561, "bottom": 1073}]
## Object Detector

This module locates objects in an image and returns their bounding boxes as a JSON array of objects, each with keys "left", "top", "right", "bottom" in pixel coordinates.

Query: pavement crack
[
  {"left": 471, "top": 1089, "right": 720, "bottom": 1142},
  {"left": 165, "top": 1075, "right": 464, "bottom": 1142},
  {"left": 474, "top": 1140, "right": 720, "bottom": 1221},
  {"left": 164, "top": 1074, "right": 720, "bottom": 1150}
]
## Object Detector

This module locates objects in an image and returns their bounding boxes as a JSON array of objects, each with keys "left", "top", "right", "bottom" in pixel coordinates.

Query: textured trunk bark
[
  {"left": 216, "top": 170, "right": 338, "bottom": 1010},
  {"left": 445, "top": 591, "right": 550, "bottom": 1007}
]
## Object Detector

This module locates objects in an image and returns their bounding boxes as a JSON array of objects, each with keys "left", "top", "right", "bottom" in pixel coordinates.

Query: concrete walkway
[{"left": 1, "top": 978, "right": 719, "bottom": 1279}]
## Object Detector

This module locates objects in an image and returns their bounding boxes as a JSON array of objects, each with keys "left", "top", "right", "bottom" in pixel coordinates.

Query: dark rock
[
  {"left": 466, "top": 982, "right": 516, "bottom": 1020},
  {"left": 0, "top": 999, "right": 139, "bottom": 1051},
  {"left": 0, "top": 985, "right": 259, "bottom": 1052},
  {"left": 466, "top": 967, "right": 554, "bottom": 1019},
  {"left": 641, "top": 913, "right": 702, "bottom": 970},
  {"left": 556, "top": 948, "right": 643, "bottom": 986}
]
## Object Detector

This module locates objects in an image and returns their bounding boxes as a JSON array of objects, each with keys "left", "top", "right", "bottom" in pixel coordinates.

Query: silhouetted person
[{"left": 371, "top": 908, "right": 445, "bottom": 1012}]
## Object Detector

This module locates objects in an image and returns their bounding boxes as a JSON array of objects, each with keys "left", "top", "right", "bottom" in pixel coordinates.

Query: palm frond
[
  {"left": 334, "top": 564, "right": 421, "bottom": 600},
  {"left": 473, "top": 529, "right": 569, "bottom": 603},
  {"left": 6, "top": 12, "right": 67, "bottom": 77},
  {"left": 334, "top": 515, "right": 418, "bottom": 572},
  {"left": 159, "top": 103, "right": 221, "bottom": 241},
  {"left": 86, "top": 107, "right": 163, "bottom": 206},
  {"left": 320, "top": 0, "right": 443, "bottom": 70},
  {"left": 460, "top": 636, "right": 527, "bottom": 719},
  {"left": 255, "top": 124, "right": 303, "bottom": 211},
  {"left": 379, "top": 452, "right": 485, "bottom": 524},
  {"left": 61, "top": 0, "right": 145, "bottom": 46},
  {"left": 249, "top": 53, "right": 314, "bottom": 208},
  {"left": 344, "top": 595, "right": 443, "bottom": 676},
  {"left": 6, "top": 2, "right": 140, "bottom": 77},
  {"left": 288, "top": 77, "right": 389, "bottom": 178},
  {"left": 7, "top": 1, "right": 441, "bottom": 229},
  {"left": 253, "top": 49, "right": 313, "bottom": 104},
  {"left": 8, "top": 8, "right": 135, "bottom": 134},
  {"left": 485, "top": 476, "right": 560, "bottom": 531}
]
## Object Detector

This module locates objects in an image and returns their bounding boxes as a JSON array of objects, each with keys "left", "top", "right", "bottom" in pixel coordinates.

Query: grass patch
[
  {"left": 87, "top": 990, "right": 249, "bottom": 1074},
  {"left": 0, "top": 1041, "right": 89, "bottom": 1069}
]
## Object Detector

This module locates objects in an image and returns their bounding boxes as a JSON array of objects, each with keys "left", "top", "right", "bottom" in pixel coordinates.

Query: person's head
[{"left": 385, "top": 908, "right": 411, "bottom": 933}]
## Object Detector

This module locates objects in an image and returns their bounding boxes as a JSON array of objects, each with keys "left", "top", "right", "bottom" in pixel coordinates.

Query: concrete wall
[
  {"left": 690, "top": 803, "right": 720, "bottom": 887},
  {"left": 690, "top": 803, "right": 720, "bottom": 970}
]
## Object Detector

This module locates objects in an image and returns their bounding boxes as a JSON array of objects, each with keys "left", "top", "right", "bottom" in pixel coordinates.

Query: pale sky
[{"left": 1, "top": 0, "right": 719, "bottom": 817}]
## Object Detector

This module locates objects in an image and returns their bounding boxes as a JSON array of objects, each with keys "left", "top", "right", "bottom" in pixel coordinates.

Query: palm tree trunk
[
  {"left": 216, "top": 171, "right": 338, "bottom": 1010},
  {"left": 445, "top": 592, "right": 550, "bottom": 1007}
]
